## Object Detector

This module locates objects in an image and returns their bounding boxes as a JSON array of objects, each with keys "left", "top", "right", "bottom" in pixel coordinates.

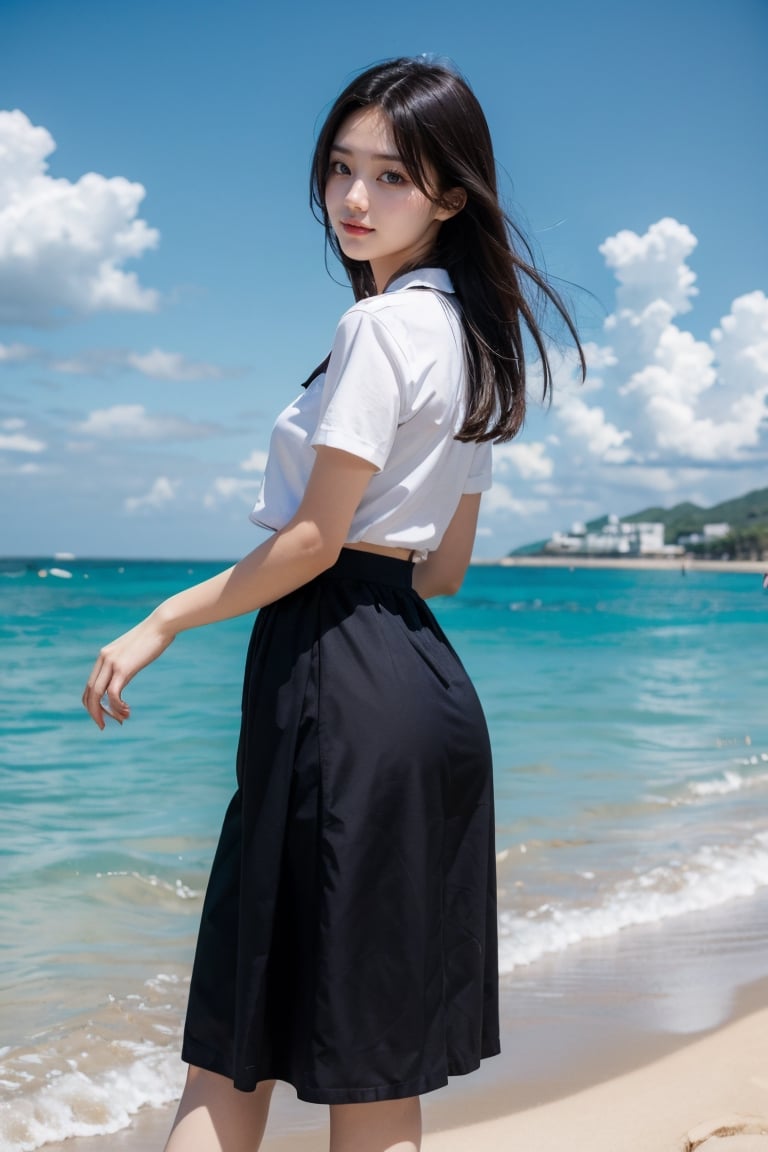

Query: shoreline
[
  {"left": 3, "top": 554, "right": 765, "bottom": 575},
  {"left": 483, "top": 555, "right": 767, "bottom": 573},
  {"left": 36, "top": 894, "right": 768, "bottom": 1152},
  {"left": 38, "top": 976, "right": 768, "bottom": 1152}
]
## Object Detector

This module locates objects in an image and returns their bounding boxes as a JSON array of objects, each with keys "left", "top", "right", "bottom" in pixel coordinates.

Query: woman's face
[{"left": 325, "top": 107, "right": 456, "bottom": 293}]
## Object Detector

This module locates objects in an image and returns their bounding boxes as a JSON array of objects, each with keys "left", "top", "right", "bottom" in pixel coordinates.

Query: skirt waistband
[{"left": 319, "top": 548, "right": 414, "bottom": 588}]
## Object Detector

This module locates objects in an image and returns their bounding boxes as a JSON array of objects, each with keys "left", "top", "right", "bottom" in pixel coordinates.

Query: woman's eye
[
  {"left": 329, "top": 159, "right": 350, "bottom": 176},
  {"left": 380, "top": 170, "right": 406, "bottom": 185}
]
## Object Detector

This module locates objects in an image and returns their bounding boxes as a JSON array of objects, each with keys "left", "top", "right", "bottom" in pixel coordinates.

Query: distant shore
[
  {"left": 479, "top": 555, "right": 767, "bottom": 574},
  {"left": 3, "top": 554, "right": 766, "bottom": 575}
]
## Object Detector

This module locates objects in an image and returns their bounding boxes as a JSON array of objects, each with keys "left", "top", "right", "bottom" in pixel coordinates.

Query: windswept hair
[{"left": 310, "top": 57, "right": 585, "bottom": 443}]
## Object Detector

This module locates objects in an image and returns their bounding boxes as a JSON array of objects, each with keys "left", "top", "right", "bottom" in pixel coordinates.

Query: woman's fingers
[
  {"left": 83, "top": 650, "right": 127, "bottom": 728},
  {"left": 82, "top": 618, "right": 174, "bottom": 729}
]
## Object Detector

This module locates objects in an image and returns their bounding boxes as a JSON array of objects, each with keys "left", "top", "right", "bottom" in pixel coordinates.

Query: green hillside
[{"left": 621, "top": 487, "right": 768, "bottom": 539}]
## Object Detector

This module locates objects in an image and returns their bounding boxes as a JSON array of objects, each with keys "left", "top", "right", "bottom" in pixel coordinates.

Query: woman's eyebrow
[{"left": 330, "top": 143, "right": 403, "bottom": 163}]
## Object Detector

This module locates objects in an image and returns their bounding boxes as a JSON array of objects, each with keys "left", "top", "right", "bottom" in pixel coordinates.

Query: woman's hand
[{"left": 82, "top": 612, "right": 176, "bottom": 729}]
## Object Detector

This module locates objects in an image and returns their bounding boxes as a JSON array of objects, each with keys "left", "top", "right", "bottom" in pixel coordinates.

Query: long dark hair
[{"left": 310, "top": 57, "right": 585, "bottom": 443}]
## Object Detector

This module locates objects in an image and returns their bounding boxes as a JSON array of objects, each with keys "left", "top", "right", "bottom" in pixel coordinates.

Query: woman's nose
[{"left": 344, "top": 178, "right": 368, "bottom": 212}]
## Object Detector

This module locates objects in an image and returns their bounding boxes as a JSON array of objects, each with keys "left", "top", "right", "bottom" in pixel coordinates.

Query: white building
[
  {"left": 545, "top": 515, "right": 682, "bottom": 556},
  {"left": 676, "top": 523, "right": 731, "bottom": 547}
]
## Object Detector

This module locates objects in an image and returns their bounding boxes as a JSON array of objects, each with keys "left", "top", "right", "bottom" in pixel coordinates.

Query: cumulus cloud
[
  {"left": 493, "top": 441, "right": 554, "bottom": 480},
  {"left": 201, "top": 450, "right": 267, "bottom": 507},
  {"left": 483, "top": 481, "right": 547, "bottom": 518},
  {"left": 49, "top": 346, "right": 230, "bottom": 381},
  {"left": 0, "top": 457, "right": 44, "bottom": 477},
  {"left": 240, "top": 449, "right": 268, "bottom": 473},
  {"left": 551, "top": 218, "right": 768, "bottom": 469},
  {"left": 0, "top": 418, "right": 45, "bottom": 452},
  {"left": 77, "top": 404, "right": 216, "bottom": 441},
  {"left": 599, "top": 217, "right": 698, "bottom": 316},
  {"left": 0, "top": 341, "right": 34, "bottom": 361},
  {"left": 203, "top": 476, "right": 262, "bottom": 509},
  {"left": 127, "top": 349, "right": 227, "bottom": 381},
  {"left": 0, "top": 110, "right": 159, "bottom": 325},
  {"left": 125, "top": 476, "right": 178, "bottom": 513},
  {"left": 0, "top": 430, "right": 46, "bottom": 452},
  {"left": 555, "top": 394, "right": 633, "bottom": 461}
]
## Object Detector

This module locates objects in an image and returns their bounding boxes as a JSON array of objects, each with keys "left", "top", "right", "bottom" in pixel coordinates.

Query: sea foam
[
  {"left": 0, "top": 1043, "right": 183, "bottom": 1152},
  {"left": 688, "top": 765, "right": 768, "bottom": 796},
  {"left": 498, "top": 832, "right": 768, "bottom": 972}
]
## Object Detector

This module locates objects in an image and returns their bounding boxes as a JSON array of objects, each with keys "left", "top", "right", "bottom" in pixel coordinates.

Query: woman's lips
[{"left": 340, "top": 221, "right": 373, "bottom": 236}]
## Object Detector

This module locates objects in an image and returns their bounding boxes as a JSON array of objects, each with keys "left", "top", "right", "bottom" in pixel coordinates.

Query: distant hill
[
  {"left": 619, "top": 487, "right": 768, "bottom": 540},
  {"left": 510, "top": 487, "right": 768, "bottom": 555}
]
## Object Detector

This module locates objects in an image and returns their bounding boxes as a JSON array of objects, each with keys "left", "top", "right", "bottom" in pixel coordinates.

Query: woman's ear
[{"left": 435, "top": 187, "right": 467, "bottom": 221}]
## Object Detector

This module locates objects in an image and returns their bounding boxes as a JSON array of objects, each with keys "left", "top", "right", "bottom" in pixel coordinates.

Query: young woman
[{"left": 83, "top": 57, "right": 583, "bottom": 1152}]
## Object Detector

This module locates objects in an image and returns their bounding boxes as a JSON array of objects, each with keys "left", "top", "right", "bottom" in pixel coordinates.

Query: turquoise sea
[{"left": 1, "top": 558, "right": 767, "bottom": 1149}]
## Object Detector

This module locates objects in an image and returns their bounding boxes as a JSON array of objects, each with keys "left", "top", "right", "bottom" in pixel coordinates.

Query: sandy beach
[{"left": 493, "top": 555, "right": 767, "bottom": 574}]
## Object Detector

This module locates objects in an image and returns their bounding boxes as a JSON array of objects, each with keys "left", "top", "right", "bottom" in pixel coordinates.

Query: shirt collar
[{"left": 384, "top": 267, "right": 455, "bottom": 295}]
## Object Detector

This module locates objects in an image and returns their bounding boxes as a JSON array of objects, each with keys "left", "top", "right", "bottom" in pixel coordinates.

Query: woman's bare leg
[
  {"left": 164, "top": 1066, "right": 275, "bottom": 1152},
  {"left": 329, "top": 1096, "right": 422, "bottom": 1152}
]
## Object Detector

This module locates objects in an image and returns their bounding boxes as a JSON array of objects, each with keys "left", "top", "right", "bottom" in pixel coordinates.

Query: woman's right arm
[{"left": 412, "top": 493, "right": 481, "bottom": 599}]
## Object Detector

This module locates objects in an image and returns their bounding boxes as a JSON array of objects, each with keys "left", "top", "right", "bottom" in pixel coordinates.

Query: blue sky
[{"left": 1, "top": 0, "right": 766, "bottom": 559}]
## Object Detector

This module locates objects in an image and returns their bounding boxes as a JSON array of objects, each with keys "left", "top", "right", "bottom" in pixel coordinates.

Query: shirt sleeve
[
  {"left": 310, "top": 307, "right": 404, "bottom": 471},
  {"left": 463, "top": 439, "right": 493, "bottom": 493}
]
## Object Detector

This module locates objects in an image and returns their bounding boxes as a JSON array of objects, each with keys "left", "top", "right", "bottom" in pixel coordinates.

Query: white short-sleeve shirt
[{"left": 250, "top": 267, "right": 492, "bottom": 555}]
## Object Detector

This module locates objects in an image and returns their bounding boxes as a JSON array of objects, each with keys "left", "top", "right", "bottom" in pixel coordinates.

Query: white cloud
[
  {"left": 127, "top": 349, "right": 226, "bottom": 382},
  {"left": 125, "top": 476, "right": 178, "bottom": 513},
  {"left": 50, "top": 346, "right": 231, "bottom": 381},
  {"left": 77, "top": 404, "right": 215, "bottom": 441},
  {"left": 201, "top": 451, "right": 268, "bottom": 509},
  {"left": 712, "top": 290, "right": 768, "bottom": 390},
  {"left": 240, "top": 449, "right": 268, "bottom": 473},
  {"left": 0, "top": 456, "right": 45, "bottom": 477},
  {"left": 493, "top": 441, "right": 554, "bottom": 480},
  {"left": 583, "top": 342, "right": 618, "bottom": 372},
  {"left": 0, "top": 429, "right": 46, "bottom": 452},
  {"left": 552, "top": 221, "right": 768, "bottom": 469},
  {"left": 203, "top": 475, "right": 261, "bottom": 509},
  {"left": 0, "top": 110, "right": 159, "bottom": 325},
  {"left": 555, "top": 393, "right": 633, "bottom": 462},
  {"left": 0, "top": 341, "right": 34, "bottom": 361},
  {"left": 599, "top": 217, "right": 698, "bottom": 316},
  {"left": 482, "top": 480, "right": 547, "bottom": 518},
  {"left": 51, "top": 354, "right": 110, "bottom": 375}
]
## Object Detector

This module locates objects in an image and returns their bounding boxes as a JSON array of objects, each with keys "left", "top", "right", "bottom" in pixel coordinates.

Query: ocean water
[{"left": 1, "top": 558, "right": 767, "bottom": 1149}]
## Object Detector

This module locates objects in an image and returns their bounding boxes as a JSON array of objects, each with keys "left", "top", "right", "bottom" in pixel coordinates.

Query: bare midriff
[{"left": 344, "top": 541, "right": 415, "bottom": 562}]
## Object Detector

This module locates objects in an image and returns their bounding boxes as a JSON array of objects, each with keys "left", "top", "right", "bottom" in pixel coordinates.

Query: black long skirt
[{"left": 181, "top": 548, "right": 499, "bottom": 1104}]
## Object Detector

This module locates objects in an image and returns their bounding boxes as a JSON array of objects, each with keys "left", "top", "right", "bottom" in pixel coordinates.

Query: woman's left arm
[
  {"left": 413, "top": 493, "right": 482, "bottom": 599},
  {"left": 82, "top": 447, "right": 376, "bottom": 728}
]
